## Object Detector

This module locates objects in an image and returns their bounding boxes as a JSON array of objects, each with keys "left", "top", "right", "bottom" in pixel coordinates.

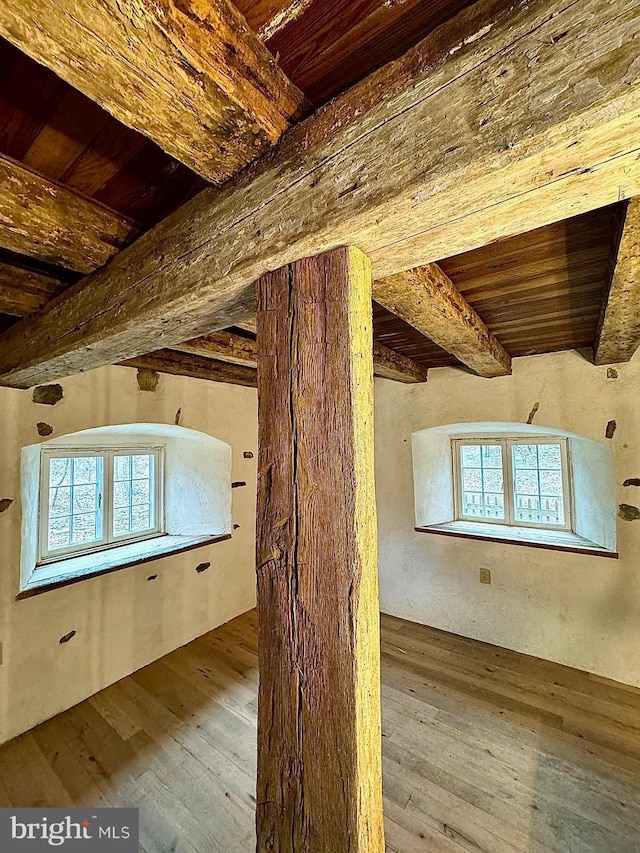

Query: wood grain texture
[
  {"left": 594, "top": 199, "right": 640, "bottom": 365},
  {"left": 0, "top": 264, "right": 66, "bottom": 316},
  {"left": 263, "top": 0, "right": 476, "bottom": 104},
  {"left": 373, "top": 303, "right": 459, "bottom": 369},
  {"left": 2, "top": 610, "right": 640, "bottom": 851},
  {"left": 175, "top": 330, "right": 428, "bottom": 382},
  {"left": 373, "top": 342, "right": 428, "bottom": 383},
  {"left": 0, "top": 153, "right": 136, "bottom": 273},
  {"left": 119, "top": 349, "right": 258, "bottom": 387},
  {"left": 373, "top": 264, "right": 511, "bottom": 377},
  {"left": 255, "top": 247, "right": 384, "bottom": 852},
  {"left": 238, "top": 0, "right": 476, "bottom": 103},
  {"left": 174, "top": 331, "right": 258, "bottom": 366},
  {"left": 0, "top": 39, "right": 208, "bottom": 229},
  {"left": 1, "top": 0, "right": 639, "bottom": 385},
  {"left": 0, "top": 0, "right": 307, "bottom": 184}
]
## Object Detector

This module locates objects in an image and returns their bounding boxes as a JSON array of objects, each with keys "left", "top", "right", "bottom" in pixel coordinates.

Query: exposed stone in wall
[
  {"left": 606, "top": 420, "right": 617, "bottom": 439},
  {"left": 527, "top": 402, "right": 540, "bottom": 424},
  {"left": 37, "top": 422, "right": 53, "bottom": 436},
  {"left": 619, "top": 504, "right": 640, "bottom": 522},
  {"left": 59, "top": 631, "right": 76, "bottom": 644},
  {"left": 623, "top": 478, "right": 640, "bottom": 487},
  {"left": 33, "top": 385, "right": 63, "bottom": 405},
  {"left": 137, "top": 368, "right": 159, "bottom": 392},
  {"left": 195, "top": 562, "right": 211, "bottom": 574},
  {"left": 0, "top": 499, "right": 13, "bottom": 513}
]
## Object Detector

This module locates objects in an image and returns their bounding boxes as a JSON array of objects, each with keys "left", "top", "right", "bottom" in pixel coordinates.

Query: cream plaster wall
[
  {"left": 375, "top": 349, "right": 640, "bottom": 687},
  {"left": 0, "top": 365, "right": 258, "bottom": 745}
]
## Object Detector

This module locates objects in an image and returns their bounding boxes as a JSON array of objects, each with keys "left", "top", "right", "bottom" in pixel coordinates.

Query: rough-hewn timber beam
[
  {"left": 0, "top": 264, "right": 66, "bottom": 316},
  {"left": 594, "top": 198, "right": 640, "bottom": 365},
  {"left": 373, "top": 341, "right": 429, "bottom": 383},
  {"left": 119, "top": 349, "right": 257, "bottom": 387},
  {"left": 0, "top": 154, "right": 136, "bottom": 273},
  {"left": 0, "top": 0, "right": 639, "bottom": 386},
  {"left": 174, "top": 331, "right": 258, "bottom": 366},
  {"left": 0, "top": 0, "right": 307, "bottom": 184},
  {"left": 256, "top": 246, "right": 384, "bottom": 852},
  {"left": 373, "top": 264, "right": 510, "bottom": 377},
  {"left": 235, "top": 320, "right": 258, "bottom": 335},
  {"left": 175, "top": 329, "right": 428, "bottom": 381}
]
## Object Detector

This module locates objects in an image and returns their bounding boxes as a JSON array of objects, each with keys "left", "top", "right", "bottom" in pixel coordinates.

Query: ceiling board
[
  {"left": 372, "top": 204, "right": 625, "bottom": 368},
  {"left": 236, "top": 0, "right": 477, "bottom": 104}
]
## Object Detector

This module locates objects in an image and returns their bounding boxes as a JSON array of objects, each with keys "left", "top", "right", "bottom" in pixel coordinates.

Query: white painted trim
[
  {"left": 452, "top": 436, "right": 572, "bottom": 532},
  {"left": 419, "top": 521, "right": 617, "bottom": 556},
  {"left": 38, "top": 446, "right": 164, "bottom": 564},
  {"left": 20, "top": 423, "right": 233, "bottom": 593},
  {"left": 21, "top": 534, "right": 221, "bottom": 594}
]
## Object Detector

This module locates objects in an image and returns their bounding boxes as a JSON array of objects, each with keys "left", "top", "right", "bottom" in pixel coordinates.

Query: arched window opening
[{"left": 20, "top": 424, "right": 232, "bottom": 593}]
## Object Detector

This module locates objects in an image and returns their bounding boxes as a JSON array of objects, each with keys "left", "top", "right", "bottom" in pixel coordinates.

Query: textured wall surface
[
  {"left": 0, "top": 366, "right": 257, "bottom": 744},
  {"left": 375, "top": 350, "right": 640, "bottom": 686}
]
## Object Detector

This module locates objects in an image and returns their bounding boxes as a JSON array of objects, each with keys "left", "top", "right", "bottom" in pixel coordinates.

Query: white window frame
[
  {"left": 452, "top": 436, "right": 572, "bottom": 532},
  {"left": 38, "top": 446, "right": 165, "bottom": 564}
]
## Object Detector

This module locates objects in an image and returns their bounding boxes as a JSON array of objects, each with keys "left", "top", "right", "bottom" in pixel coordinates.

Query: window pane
[
  {"left": 113, "top": 480, "right": 132, "bottom": 509},
  {"left": 72, "top": 512, "right": 100, "bottom": 544},
  {"left": 461, "top": 445, "right": 481, "bottom": 467},
  {"left": 113, "top": 507, "right": 130, "bottom": 537},
  {"left": 132, "top": 455, "right": 150, "bottom": 478},
  {"left": 132, "top": 505, "right": 152, "bottom": 531},
  {"left": 49, "top": 457, "right": 72, "bottom": 487},
  {"left": 47, "top": 456, "right": 103, "bottom": 552},
  {"left": 73, "top": 457, "right": 98, "bottom": 485},
  {"left": 73, "top": 484, "right": 98, "bottom": 514},
  {"left": 48, "top": 516, "right": 70, "bottom": 549},
  {"left": 49, "top": 486, "right": 71, "bottom": 518},
  {"left": 111, "top": 454, "right": 155, "bottom": 538},
  {"left": 114, "top": 455, "right": 131, "bottom": 481},
  {"left": 512, "top": 443, "right": 565, "bottom": 526},
  {"left": 459, "top": 443, "right": 506, "bottom": 520}
]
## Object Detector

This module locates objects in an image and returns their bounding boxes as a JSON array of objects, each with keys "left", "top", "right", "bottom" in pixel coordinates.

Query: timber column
[{"left": 255, "top": 246, "right": 384, "bottom": 852}]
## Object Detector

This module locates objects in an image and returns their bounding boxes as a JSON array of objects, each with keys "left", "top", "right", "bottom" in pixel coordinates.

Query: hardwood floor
[{"left": 1, "top": 610, "right": 640, "bottom": 852}]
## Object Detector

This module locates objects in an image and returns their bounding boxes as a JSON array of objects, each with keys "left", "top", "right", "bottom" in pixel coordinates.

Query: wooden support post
[{"left": 255, "top": 246, "right": 384, "bottom": 852}]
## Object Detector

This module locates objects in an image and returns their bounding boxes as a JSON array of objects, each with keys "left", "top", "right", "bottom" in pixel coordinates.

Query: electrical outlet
[{"left": 479, "top": 568, "right": 492, "bottom": 585}]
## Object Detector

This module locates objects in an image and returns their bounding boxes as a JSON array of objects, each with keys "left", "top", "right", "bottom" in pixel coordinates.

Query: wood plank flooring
[{"left": 1, "top": 610, "right": 640, "bottom": 852}]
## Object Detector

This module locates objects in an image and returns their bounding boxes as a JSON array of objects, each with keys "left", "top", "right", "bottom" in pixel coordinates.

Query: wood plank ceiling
[
  {"left": 0, "top": 0, "right": 627, "bottom": 376},
  {"left": 374, "top": 205, "right": 625, "bottom": 369}
]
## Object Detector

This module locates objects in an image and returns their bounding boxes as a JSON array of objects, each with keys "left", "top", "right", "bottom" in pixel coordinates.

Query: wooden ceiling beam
[
  {"left": 373, "top": 342, "right": 428, "bottom": 383},
  {"left": 373, "top": 264, "right": 510, "bottom": 377},
  {"left": 0, "top": 154, "right": 136, "bottom": 273},
  {"left": 235, "top": 320, "right": 258, "bottom": 335},
  {"left": 0, "top": 0, "right": 638, "bottom": 386},
  {"left": 174, "top": 331, "right": 258, "bottom": 367},
  {"left": 594, "top": 199, "right": 640, "bottom": 365},
  {"left": 175, "top": 329, "right": 428, "bottom": 382},
  {"left": 119, "top": 349, "right": 257, "bottom": 387},
  {"left": 0, "top": 0, "right": 307, "bottom": 185},
  {"left": 0, "top": 263, "right": 66, "bottom": 316}
]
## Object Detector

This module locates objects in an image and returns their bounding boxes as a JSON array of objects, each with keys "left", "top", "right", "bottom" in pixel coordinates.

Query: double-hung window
[
  {"left": 453, "top": 437, "right": 571, "bottom": 531},
  {"left": 39, "top": 448, "right": 163, "bottom": 562}
]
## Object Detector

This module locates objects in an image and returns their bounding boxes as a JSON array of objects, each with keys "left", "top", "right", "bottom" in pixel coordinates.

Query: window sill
[
  {"left": 415, "top": 521, "right": 618, "bottom": 559},
  {"left": 18, "top": 533, "right": 232, "bottom": 599}
]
